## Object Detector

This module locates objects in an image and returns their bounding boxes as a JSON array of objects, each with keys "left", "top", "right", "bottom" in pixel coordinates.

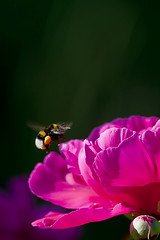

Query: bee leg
[
  {"left": 58, "top": 136, "right": 66, "bottom": 146},
  {"left": 62, "top": 136, "right": 67, "bottom": 142},
  {"left": 53, "top": 139, "right": 58, "bottom": 144},
  {"left": 45, "top": 145, "right": 50, "bottom": 154}
]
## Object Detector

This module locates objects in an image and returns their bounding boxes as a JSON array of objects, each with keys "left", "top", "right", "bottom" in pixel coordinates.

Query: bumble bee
[{"left": 29, "top": 122, "right": 72, "bottom": 153}]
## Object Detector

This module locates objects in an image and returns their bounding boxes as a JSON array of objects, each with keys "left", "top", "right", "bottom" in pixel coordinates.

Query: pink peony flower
[
  {"left": 29, "top": 116, "right": 160, "bottom": 230},
  {"left": 0, "top": 176, "right": 82, "bottom": 239}
]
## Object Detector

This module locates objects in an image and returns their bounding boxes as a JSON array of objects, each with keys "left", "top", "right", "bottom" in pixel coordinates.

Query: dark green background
[{"left": 1, "top": 0, "right": 160, "bottom": 239}]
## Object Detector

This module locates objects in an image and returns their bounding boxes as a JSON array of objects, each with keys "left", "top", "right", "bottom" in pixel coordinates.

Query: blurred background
[{"left": 1, "top": 0, "right": 160, "bottom": 239}]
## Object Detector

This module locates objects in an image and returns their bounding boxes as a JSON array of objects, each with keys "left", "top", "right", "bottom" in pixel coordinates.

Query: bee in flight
[{"left": 29, "top": 122, "right": 72, "bottom": 153}]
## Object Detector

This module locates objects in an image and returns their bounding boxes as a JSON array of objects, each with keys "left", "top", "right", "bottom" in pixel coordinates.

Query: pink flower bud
[{"left": 130, "top": 215, "right": 160, "bottom": 240}]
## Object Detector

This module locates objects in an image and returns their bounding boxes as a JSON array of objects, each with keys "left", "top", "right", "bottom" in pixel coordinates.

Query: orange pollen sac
[
  {"left": 41, "top": 146, "right": 46, "bottom": 150},
  {"left": 44, "top": 136, "right": 52, "bottom": 145}
]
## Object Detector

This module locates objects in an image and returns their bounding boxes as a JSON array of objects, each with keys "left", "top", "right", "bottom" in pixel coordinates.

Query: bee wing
[
  {"left": 27, "top": 121, "right": 45, "bottom": 132},
  {"left": 58, "top": 122, "right": 72, "bottom": 130},
  {"left": 51, "top": 130, "right": 64, "bottom": 134},
  {"left": 50, "top": 128, "right": 65, "bottom": 134},
  {"left": 50, "top": 122, "right": 72, "bottom": 134}
]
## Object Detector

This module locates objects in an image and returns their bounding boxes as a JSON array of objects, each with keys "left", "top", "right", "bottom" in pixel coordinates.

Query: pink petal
[
  {"left": 125, "top": 116, "right": 158, "bottom": 132},
  {"left": 29, "top": 152, "right": 101, "bottom": 209},
  {"left": 88, "top": 124, "right": 110, "bottom": 142},
  {"left": 59, "top": 140, "right": 84, "bottom": 176},
  {"left": 95, "top": 127, "right": 134, "bottom": 150},
  {"left": 150, "top": 119, "right": 160, "bottom": 131},
  {"left": 32, "top": 202, "right": 134, "bottom": 229},
  {"left": 141, "top": 121, "right": 160, "bottom": 180},
  {"left": 108, "top": 182, "right": 160, "bottom": 217},
  {"left": 88, "top": 116, "right": 158, "bottom": 142},
  {"left": 88, "top": 119, "right": 128, "bottom": 142},
  {"left": 41, "top": 152, "right": 68, "bottom": 180},
  {"left": 29, "top": 152, "right": 67, "bottom": 196},
  {"left": 78, "top": 141, "right": 109, "bottom": 198},
  {"left": 123, "top": 182, "right": 160, "bottom": 216},
  {"left": 37, "top": 180, "right": 103, "bottom": 209},
  {"left": 94, "top": 134, "right": 157, "bottom": 191}
]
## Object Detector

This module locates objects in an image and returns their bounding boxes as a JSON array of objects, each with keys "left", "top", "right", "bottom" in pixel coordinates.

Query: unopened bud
[{"left": 130, "top": 215, "right": 160, "bottom": 240}]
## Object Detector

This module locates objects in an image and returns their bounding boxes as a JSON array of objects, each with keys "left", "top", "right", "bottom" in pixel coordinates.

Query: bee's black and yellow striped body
[{"left": 35, "top": 123, "right": 72, "bottom": 153}]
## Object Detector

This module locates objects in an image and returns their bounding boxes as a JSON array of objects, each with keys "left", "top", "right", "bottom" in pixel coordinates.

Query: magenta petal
[
  {"left": 41, "top": 152, "right": 68, "bottom": 180},
  {"left": 125, "top": 116, "right": 158, "bottom": 132},
  {"left": 59, "top": 140, "right": 84, "bottom": 175},
  {"left": 29, "top": 152, "right": 67, "bottom": 196},
  {"left": 32, "top": 203, "right": 134, "bottom": 229},
  {"left": 111, "top": 116, "right": 158, "bottom": 132},
  {"left": 141, "top": 123, "right": 160, "bottom": 180},
  {"left": 88, "top": 119, "right": 127, "bottom": 142},
  {"left": 29, "top": 152, "right": 101, "bottom": 209},
  {"left": 38, "top": 180, "right": 103, "bottom": 209},
  {"left": 96, "top": 127, "right": 134, "bottom": 150},
  {"left": 88, "top": 124, "right": 110, "bottom": 142},
  {"left": 141, "top": 127, "right": 160, "bottom": 154},
  {"left": 78, "top": 141, "right": 108, "bottom": 198},
  {"left": 88, "top": 116, "right": 158, "bottom": 142},
  {"left": 94, "top": 134, "right": 157, "bottom": 190}
]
